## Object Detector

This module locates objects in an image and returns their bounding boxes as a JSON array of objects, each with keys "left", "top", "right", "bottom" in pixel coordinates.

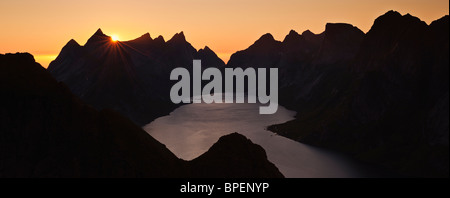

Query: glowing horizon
[
  {"left": 0, "top": 0, "right": 448, "bottom": 68},
  {"left": 111, "top": 35, "right": 120, "bottom": 42}
]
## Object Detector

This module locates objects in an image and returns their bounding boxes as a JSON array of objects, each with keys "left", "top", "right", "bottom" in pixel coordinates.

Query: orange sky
[{"left": 0, "top": 0, "right": 448, "bottom": 68}]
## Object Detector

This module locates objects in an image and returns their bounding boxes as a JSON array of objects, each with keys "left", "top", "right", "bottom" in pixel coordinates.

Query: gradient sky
[{"left": 0, "top": 0, "right": 448, "bottom": 68}]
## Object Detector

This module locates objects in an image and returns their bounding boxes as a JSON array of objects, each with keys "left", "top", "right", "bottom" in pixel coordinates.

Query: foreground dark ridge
[{"left": 0, "top": 53, "right": 282, "bottom": 178}]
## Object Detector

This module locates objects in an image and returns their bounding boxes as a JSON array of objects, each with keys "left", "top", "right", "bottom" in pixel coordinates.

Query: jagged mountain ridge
[
  {"left": 229, "top": 11, "right": 448, "bottom": 177},
  {"left": 48, "top": 30, "right": 225, "bottom": 126}
]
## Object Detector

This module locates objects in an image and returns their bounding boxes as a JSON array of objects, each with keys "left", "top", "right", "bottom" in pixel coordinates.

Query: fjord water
[{"left": 144, "top": 97, "right": 369, "bottom": 178}]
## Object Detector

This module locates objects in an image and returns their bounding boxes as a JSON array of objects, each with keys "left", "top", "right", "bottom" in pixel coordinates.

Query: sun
[{"left": 111, "top": 35, "right": 119, "bottom": 42}]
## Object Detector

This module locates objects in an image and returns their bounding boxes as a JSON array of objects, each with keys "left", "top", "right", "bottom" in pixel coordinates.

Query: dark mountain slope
[
  {"left": 267, "top": 11, "right": 449, "bottom": 177},
  {"left": 189, "top": 133, "right": 283, "bottom": 178},
  {"left": 0, "top": 53, "right": 282, "bottom": 178},
  {"left": 227, "top": 33, "right": 283, "bottom": 69}
]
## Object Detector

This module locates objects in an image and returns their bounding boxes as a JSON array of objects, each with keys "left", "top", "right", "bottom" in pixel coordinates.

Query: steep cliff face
[{"left": 0, "top": 53, "right": 282, "bottom": 178}]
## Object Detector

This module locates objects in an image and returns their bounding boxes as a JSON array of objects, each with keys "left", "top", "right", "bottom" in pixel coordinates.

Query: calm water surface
[{"left": 144, "top": 100, "right": 369, "bottom": 178}]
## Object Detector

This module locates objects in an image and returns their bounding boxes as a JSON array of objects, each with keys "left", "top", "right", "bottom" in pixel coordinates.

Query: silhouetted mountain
[
  {"left": 189, "top": 133, "right": 283, "bottom": 178},
  {"left": 226, "top": 22, "right": 362, "bottom": 110},
  {"left": 227, "top": 33, "right": 282, "bottom": 69},
  {"left": 48, "top": 30, "right": 225, "bottom": 125},
  {"left": 196, "top": 46, "right": 226, "bottom": 68},
  {"left": 84, "top": 28, "right": 110, "bottom": 48},
  {"left": 263, "top": 11, "right": 449, "bottom": 177},
  {"left": 282, "top": 30, "right": 323, "bottom": 60},
  {"left": 315, "top": 23, "right": 364, "bottom": 64},
  {"left": 124, "top": 33, "right": 153, "bottom": 53},
  {"left": 0, "top": 53, "right": 282, "bottom": 178}
]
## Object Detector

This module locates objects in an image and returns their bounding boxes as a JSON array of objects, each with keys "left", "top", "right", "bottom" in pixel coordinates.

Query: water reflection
[{"left": 144, "top": 99, "right": 368, "bottom": 178}]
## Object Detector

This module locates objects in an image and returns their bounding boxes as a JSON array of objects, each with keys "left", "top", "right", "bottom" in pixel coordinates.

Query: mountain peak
[
  {"left": 201, "top": 46, "right": 212, "bottom": 52},
  {"left": 283, "top": 30, "right": 301, "bottom": 43},
  {"left": 376, "top": 10, "right": 425, "bottom": 25},
  {"left": 384, "top": 10, "right": 402, "bottom": 18},
  {"left": 192, "top": 132, "right": 284, "bottom": 178},
  {"left": 66, "top": 39, "right": 80, "bottom": 47},
  {"left": 253, "top": 33, "right": 277, "bottom": 46},
  {"left": 372, "top": 10, "right": 404, "bottom": 27},
  {"left": 259, "top": 33, "right": 275, "bottom": 41},
  {"left": 197, "top": 46, "right": 216, "bottom": 56},
  {"left": 154, "top": 35, "right": 165, "bottom": 43},
  {"left": 325, "top": 23, "right": 358, "bottom": 30},
  {"left": 134, "top": 32, "right": 153, "bottom": 42},
  {"left": 169, "top": 31, "right": 186, "bottom": 42},
  {"left": 288, "top": 29, "right": 299, "bottom": 36},
  {"left": 141, "top": 32, "right": 151, "bottom": 39},
  {"left": 302, "top": 30, "right": 314, "bottom": 36},
  {"left": 85, "top": 28, "right": 110, "bottom": 46},
  {"left": 94, "top": 28, "right": 105, "bottom": 36},
  {"left": 370, "top": 10, "right": 427, "bottom": 35},
  {"left": 403, "top": 12, "right": 425, "bottom": 23}
]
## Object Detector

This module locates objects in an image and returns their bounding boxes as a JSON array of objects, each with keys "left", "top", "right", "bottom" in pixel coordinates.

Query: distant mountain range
[
  {"left": 20, "top": 10, "right": 450, "bottom": 177},
  {"left": 48, "top": 29, "right": 225, "bottom": 126},
  {"left": 0, "top": 53, "right": 282, "bottom": 177}
]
